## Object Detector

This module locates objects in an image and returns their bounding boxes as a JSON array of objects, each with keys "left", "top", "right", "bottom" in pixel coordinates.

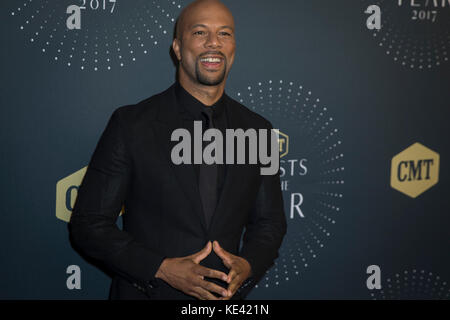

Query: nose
[{"left": 205, "top": 32, "right": 222, "bottom": 49}]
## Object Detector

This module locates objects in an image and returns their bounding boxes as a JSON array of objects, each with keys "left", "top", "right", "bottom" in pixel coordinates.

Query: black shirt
[{"left": 174, "top": 81, "right": 228, "bottom": 204}]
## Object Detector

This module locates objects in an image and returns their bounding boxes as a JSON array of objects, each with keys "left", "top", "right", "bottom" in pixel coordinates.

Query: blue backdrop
[{"left": 1, "top": 0, "right": 449, "bottom": 299}]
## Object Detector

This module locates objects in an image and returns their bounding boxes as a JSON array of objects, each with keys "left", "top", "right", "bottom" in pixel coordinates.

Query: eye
[
  {"left": 219, "top": 31, "right": 232, "bottom": 37},
  {"left": 193, "top": 30, "right": 206, "bottom": 36}
]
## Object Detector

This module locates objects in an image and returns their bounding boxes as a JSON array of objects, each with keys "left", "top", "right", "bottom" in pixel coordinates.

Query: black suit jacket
[{"left": 69, "top": 83, "right": 287, "bottom": 300}]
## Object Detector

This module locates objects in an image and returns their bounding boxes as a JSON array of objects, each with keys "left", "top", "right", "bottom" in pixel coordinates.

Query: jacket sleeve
[
  {"left": 68, "top": 108, "right": 165, "bottom": 295},
  {"left": 238, "top": 121, "right": 287, "bottom": 299}
]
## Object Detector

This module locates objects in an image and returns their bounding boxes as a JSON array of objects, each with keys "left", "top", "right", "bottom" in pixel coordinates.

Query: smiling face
[{"left": 173, "top": 0, "right": 236, "bottom": 87}]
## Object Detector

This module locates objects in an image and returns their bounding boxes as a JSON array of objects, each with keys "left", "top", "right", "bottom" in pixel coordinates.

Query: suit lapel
[
  {"left": 151, "top": 86, "right": 208, "bottom": 232},
  {"left": 207, "top": 98, "right": 244, "bottom": 234},
  {"left": 151, "top": 87, "right": 252, "bottom": 236}
]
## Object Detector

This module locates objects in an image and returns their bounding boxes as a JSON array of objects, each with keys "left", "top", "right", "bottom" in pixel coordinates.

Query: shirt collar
[{"left": 174, "top": 81, "right": 227, "bottom": 120}]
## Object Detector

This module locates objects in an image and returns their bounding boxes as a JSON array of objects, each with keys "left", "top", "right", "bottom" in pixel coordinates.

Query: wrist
[{"left": 155, "top": 258, "right": 170, "bottom": 280}]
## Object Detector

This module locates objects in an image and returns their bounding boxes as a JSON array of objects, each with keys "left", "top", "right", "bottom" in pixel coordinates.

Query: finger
[
  {"left": 226, "top": 268, "right": 238, "bottom": 284},
  {"left": 192, "top": 241, "right": 212, "bottom": 264},
  {"left": 197, "top": 279, "right": 230, "bottom": 298},
  {"left": 195, "top": 265, "right": 229, "bottom": 282},
  {"left": 228, "top": 275, "right": 243, "bottom": 295},
  {"left": 193, "top": 287, "right": 220, "bottom": 300},
  {"left": 188, "top": 290, "right": 204, "bottom": 300},
  {"left": 213, "top": 241, "right": 232, "bottom": 265}
]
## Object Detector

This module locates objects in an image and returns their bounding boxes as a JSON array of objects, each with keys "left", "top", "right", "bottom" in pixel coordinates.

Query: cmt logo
[
  {"left": 275, "top": 129, "right": 289, "bottom": 158},
  {"left": 391, "top": 143, "right": 440, "bottom": 198},
  {"left": 56, "top": 167, "right": 87, "bottom": 222},
  {"left": 56, "top": 166, "right": 123, "bottom": 222}
]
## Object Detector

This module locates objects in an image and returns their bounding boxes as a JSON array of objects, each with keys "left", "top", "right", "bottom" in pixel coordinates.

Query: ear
[{"left": 172, "top": 38, "right": 182, "bottom": 61}]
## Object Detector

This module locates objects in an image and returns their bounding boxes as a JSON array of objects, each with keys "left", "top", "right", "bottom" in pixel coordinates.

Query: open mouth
[{"left": 199, "top": 56, "right": 224, "bottom": 70}]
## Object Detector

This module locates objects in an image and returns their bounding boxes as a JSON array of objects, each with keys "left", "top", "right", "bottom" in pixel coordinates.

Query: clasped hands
[{"left": 155, "top": 241, "right": 252, "bottom": 300}]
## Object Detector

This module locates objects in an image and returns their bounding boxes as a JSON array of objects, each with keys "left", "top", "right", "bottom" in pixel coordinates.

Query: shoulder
[
  {"left": 225, "top": 94, "right": 274, "bottom": 129},
  {"left": 109, "top": 85, "right": 174, "bottom": 126}
]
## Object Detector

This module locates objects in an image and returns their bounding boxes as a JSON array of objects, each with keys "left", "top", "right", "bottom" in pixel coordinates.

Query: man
[{"left": 69, "top": 0, "right": 286, "bottom": 300}]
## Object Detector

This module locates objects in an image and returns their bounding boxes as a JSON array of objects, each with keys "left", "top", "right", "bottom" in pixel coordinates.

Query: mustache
[{"left": 198, "top": 51, "right": 226, "bottom": 59}]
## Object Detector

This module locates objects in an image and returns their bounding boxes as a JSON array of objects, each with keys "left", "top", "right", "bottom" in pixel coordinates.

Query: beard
[{"left": 194, "top": 58, "right": 228, "bottom": 86}]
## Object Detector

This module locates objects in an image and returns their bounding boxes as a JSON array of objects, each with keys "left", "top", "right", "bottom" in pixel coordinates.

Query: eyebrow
[{"left": 190, "top": 24, "right": 234, "bottom": 31}]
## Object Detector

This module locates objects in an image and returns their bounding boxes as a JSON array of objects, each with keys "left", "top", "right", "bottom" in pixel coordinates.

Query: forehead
[{"left": 182, "top": 3, "right": 234, "bottom": 30}]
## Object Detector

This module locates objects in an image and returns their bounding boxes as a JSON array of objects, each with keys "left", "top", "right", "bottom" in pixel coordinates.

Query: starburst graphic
[
  {"left": 230, "top": 80, "right": 345, "bottom": 289},
  {"left": 370, "top": 269, "right": 450, "bottom": 300},
  {"left": 367, "top": 0, "right": 450, "bottom": 69},
  {"left": 10, "top": 0, "right": 188, "bottom": 71}
]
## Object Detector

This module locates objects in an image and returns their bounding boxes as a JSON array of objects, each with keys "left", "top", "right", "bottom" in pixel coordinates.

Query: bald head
[{"left": 175, "top": 0, "right": 235, "bottom": 40}]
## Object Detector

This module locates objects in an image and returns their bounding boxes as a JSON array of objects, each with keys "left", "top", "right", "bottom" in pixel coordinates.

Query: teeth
[{"left": 201, "top": 57, "right": 222, "bottom": 63}]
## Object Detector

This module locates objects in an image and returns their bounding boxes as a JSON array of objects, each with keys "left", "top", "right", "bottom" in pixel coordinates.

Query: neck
[{"left": 178, "top": 71, "right": 225, "bottom": 107}]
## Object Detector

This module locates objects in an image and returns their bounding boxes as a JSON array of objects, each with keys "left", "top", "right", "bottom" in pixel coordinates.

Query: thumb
[
  {"left": 213, "top": 241, "right": 231, "bottom": 264},
  {"left": 192, "top": 241, "right": 212, "bottom": 264}
]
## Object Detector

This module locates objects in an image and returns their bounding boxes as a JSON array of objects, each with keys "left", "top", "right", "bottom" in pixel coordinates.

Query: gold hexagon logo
[
  {"left": 56, "top": 166, "right": 123, "bottom": 222},
  {"left": 56, "top": 166, "right": 88, "bottom": 222},
  {"left": 274, "top": 129, "right": 289, "bottom": 158},
  {"left": 390, "top": 143, "right": 439, "bottom": 198}
]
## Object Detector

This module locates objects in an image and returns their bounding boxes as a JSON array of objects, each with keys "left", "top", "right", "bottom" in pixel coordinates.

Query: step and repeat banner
[{"left": 1, "top": 0, "right": 449, "bottom": 299}]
